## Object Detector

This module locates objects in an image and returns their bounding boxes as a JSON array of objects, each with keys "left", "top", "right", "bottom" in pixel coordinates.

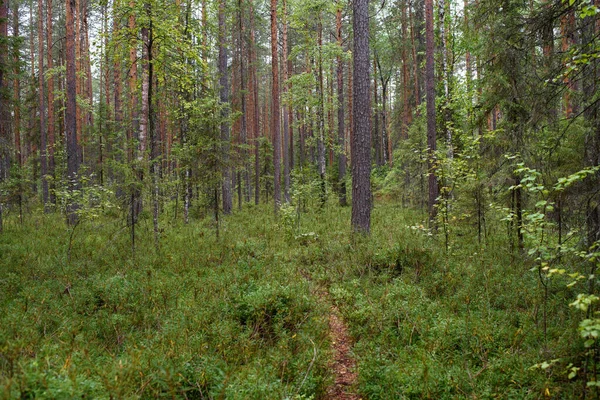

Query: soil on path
[
  {"left": 301, "top": 268, "right": 360, "bottom": 400},
  {"left": 325, "top": 302, "right": 361, "bottom": 400}
]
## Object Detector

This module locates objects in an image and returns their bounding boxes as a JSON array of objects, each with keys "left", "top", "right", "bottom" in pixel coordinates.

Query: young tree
[{"left": 351, "top": 0, "right": 371, "bottom": 233}]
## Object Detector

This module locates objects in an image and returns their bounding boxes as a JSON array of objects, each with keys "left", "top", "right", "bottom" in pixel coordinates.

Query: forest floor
[{"left": 0, "top": 200, "right": 587, "bottom": 398}]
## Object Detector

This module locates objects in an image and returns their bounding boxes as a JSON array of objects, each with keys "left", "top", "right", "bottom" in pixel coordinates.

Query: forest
[{"left": 1, "top": 0, "right": 600, "bottom": 398}]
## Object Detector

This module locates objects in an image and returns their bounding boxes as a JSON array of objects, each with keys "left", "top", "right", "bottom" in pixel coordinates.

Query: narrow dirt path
[
  {"left": 301, "top": 269, "right": 360, "bottom": 399},
  {"left": 325, "top": 302, "right": 361, "bottom": 400}
]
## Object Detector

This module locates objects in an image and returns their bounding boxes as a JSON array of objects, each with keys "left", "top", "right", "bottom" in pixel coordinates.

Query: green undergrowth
[
  {"left": 307, "top": 204, "right": 582, "bottom": 399},
  {"left": 0, "top": 206, "right": 329, "bottom": 399},
  {"left": 0, "top": 200, "right": 586, "bottom": 398}
]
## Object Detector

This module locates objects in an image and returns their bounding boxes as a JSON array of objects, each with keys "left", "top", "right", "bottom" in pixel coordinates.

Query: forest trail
[
  {"left": 302, "top": 270, "right": 360, "bottom": 399},
  {"left": 325, "top": 302, "right": 360, "bottom": 400}
]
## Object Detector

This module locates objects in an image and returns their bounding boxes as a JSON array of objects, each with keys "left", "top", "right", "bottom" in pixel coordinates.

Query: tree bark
[
  {"left": 249, "top": 0, "right": 260, "bottom": 205},
  {"left": 219, "top": 0, "right": 232, "bottom": 214},
  {"left": 337, "top": 4, "right": 347, "bottom": 207},
  {"left": 425, "top": 0, "right": 439, "bottom": 224},
  {"left": 38, "top": 0, "right": 49, "bottom": 211},
  {"left": 238, "top": 0, "right": 250, "bottom": 204},
  {"left": 351, "top": 0, "right": 371, "bottom": 234},
  {"left": 0, "top": 0, "right": 8, "bottom": 231},
  {"left": 66, "top": 0, "right": 80, "bottom": 226},
  {"left": 317, "top": 17, "right": 326, "bottom": 206},
  {"left": 46, "top": 0, "right": 55, "bottom": 202},
  {"left": 271, "top": 0, "right": 281, "bottom": 212},
  {"left": 282, "top": 0, "right": 290, "bottom": 203}
]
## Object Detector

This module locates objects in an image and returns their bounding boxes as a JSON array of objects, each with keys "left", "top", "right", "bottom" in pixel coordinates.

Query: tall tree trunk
[
  {"left": 336, "top": 4, "right": 347, "bottom": 207},
  {"left": 0, "top": 0, "right": 8, "bottom": 231},
  {"left": 401, "top": 0, "right": 411, "bottom": 140},
  {"left": 238, "top": 0, "right": 250, "bottom": 204},
  {"left": 82, "top": 0, "right": 93, "bottom": 141},
  {"left": 144, "top": 4, "right": 159, "bottom": 248},
  {"left": 410, "top": 2, "right": 421, "bottom": 110},
  {"left": 12, "top": 1, "right": 22, "bottom": 224},
  {"left": 426, "top": 0, "right": 439, "bottom": 224},
  {"left": 129, "top": 0, "right": 141, "bottom": 231},
  {"left": 38, "top": 0, "right": 49, "bottom": 211},
  {"left": 249, "top": 0, "right": 260, "bottom": 205},
  {"left": 75, "top": 0, "right": 82, "bottom": 163},
  {"left": 316, "top": 17, "right": 326, "bottom": 206},
  {"left": 112, "top": 3, "right": 123, "bottom": 188},
  {"left": 128, "top": 1, "right": 138, "bottom": 164},
  {"left": 46, "top": 0, "right": 55, "bottom": 202},
  {"left": 282, "top": 0, "right": 290, "bottom": 203},
  {"left": 219, "top": 0, "right": 232, "bottom": 214},
  {"left": 271, "top": 0, "right": 281, "bottom": 212},
  {"left": 373, "top": 56, "right": 381, "bottom": 166},
  {"left": 351, "top": 0, "right": 371, "bottom": 233},
  {"left": 66, "top": 0, "right": 80, "bottom": 226}
]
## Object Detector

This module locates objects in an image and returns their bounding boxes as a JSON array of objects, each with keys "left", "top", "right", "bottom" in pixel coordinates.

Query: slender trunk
[
  {"left": 410, "top": 2, "right": 421, "bottom": 109},
  {"left": 128, "top": 1, "right": 138, "bottom": 163},
  {"left": 351, "top": 0, "right": 371, "bottom": 233},
  {"left": 12, "top": 1, "right": 20, "bottom": 166},
  {"left": 0, "top": 0, "right": 8, "bottom": 231},
  {"left": 373, "top": 56, "right": 380, "bottom": 166},
  {"left": 37, "top": 0, "right": 49, "bottom": 211},
  {"left": 82, "top": 0, "right": 93, "bottom": 137},
  {"left": 140, "top": 27, "right": 149, "bottom": 161},
  {"left": 401, "top": 0, "right": 410, "bottom": 140},
  {"left": 219, "top": 0, "right": 232, "bottom": 214},
  {"left": 75, "top": 0, "right": 82, "bottom": 163},
  {"left": 271, "top": 0, "right": 281, "bottom": 212},
  {"left": 12, "top": 1, "right": 22, "bottom": 224},
  {"left": 145, "top": 6, "right": 159, "bottom": 248},
  {"left": 426, "top": 0, "right": 439, "bottom": 225},
  {"left": 282, "top": 0, "right": 290, "bottom": 203},
  {"left": 317, "top": 18, "right": 326, "bottom": 206},
  {"left": 112, "top": 3, "right": 123, "bottom": 189},
  {"left": 129, "top": 1, "right": 141, "bottom": 230},
  {"left": 239, "top": 0, "right": 250, "bottom": 204},
  {"left": 381, "top": 78, "right": 390, "bottom": 165},
  {"left": 249, "top": 0, "right": 260, "bottom": 205},
  {"left": 337, "top": 4, "right": 347, "bottom": 206},
  {"left": 66, "top": 0, "right": 80, "bottom": 225},
  {"left": 46, "top": 0, "right": 55, "bottom": 202}
]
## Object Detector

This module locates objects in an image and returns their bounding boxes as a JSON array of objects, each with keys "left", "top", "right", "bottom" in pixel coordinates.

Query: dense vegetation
[
  {"left": 1, "top": 0, "right": 600, "bottom": 398},
  {"left": 0, "top": 201, "right": 593, "bottom": 398}
]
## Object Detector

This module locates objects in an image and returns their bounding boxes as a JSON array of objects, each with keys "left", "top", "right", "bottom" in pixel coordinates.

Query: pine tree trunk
[
  {"left": 66, "top": 0, "right": 80, "bottom": 226},
  {"left": 425, "top": 0, "right": 439, "bottom": 225},
  {"left": 316, "top": 18, "right": 326, "bottom": 206},
  {"left": 249, "top": 0, "right": 260, "bottom": 205},
  {"left": 238, "top": 0, "right": 250, "bottom": 204},
  {"left": 282, "top": 0, "right": 290, "bottom": 203},
  {"left": 336, "top": 4, "right": 347, "bottom": 207},
  {"left": 271, "top": 0, "right": 281, "bottom": 212},
  {"left": 219, "top": 0, "right": 232, "bottom": 214},
  {"left": 46, "top": 0, "right": 55, "bottom": 202},
  {"left": 0, "top": 0, "right": 8, "bottom": 231},
  {"left": 351, "top": 0, "right": 371, "bottom": 234},
  {"left": 38, "top": 0, "right": 49, "bottom": 211}
]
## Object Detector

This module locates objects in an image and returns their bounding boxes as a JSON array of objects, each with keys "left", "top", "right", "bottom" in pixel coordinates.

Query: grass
[{"left": 0, "top": 199, "right": 588, "bottom": 398}]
